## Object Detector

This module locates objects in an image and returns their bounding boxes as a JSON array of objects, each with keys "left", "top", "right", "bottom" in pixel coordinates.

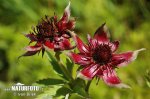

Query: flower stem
[
  {"left": 55, "top": 52, "right": 74, "bottom": 81},
  {"left": 85, "top": 80, "right": 92, "bottom": 93}
]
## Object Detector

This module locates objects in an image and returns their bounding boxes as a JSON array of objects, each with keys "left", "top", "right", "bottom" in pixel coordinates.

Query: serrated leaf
[
  {"left": 46, "top": 51, "right": 67, "bottom": 80},
  {"left": 36, "top": 78, "right": 66, "bottom": 85}
]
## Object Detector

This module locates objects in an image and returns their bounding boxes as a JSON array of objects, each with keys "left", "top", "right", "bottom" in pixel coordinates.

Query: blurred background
[{"left": 0, "top": 0, "right": 150, "bottom": 99}]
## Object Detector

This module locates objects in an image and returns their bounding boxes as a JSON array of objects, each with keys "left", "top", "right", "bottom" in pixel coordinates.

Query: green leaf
[
  {"left": 36, "top": 78, "right": 65, "bottom": 85},
  {"left": 73, "top": 86, "right": 89, "bottom": 98},
  {"left": 72, "top": 78, "right": 89, "bottom": 98},
  {"left": 69, "top": 93, "right": 87, "bottom": 99},
  {"left": 145, "top": 70, "right": 150, "bottom": 88},
  {"left": 66, "top": 58, "right": 74, "bottom": 74},
  {"left": 46, "top": 51, "right": 67, "bottom": 79},
  {"left": 55, "top": 86, "right": 73, "bottom": 97},
  {"left": 35, "top": 85, "right": 61, "bottom": 99}
]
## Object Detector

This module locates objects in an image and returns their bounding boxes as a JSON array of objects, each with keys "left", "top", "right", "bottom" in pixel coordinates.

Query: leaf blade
[{"left": 36, "top": 78, "right": 65, "bottom": 85}]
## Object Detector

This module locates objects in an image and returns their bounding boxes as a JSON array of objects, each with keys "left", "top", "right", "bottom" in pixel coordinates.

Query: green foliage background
[{"left": 0, "top": 0, "right": 150, "bottom": 99}]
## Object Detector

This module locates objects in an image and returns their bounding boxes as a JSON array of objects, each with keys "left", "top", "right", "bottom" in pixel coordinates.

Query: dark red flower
[
  {"left": 68, "top": 23, "right": 145, "bottom": 88},
  {"left": 22, "top": 2, "right": 75, "bottom": 57}
]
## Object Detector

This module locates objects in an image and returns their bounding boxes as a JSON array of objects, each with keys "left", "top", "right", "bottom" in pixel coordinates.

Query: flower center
[
  {"left": 36, "top": 16, "right": 58, "bottom": 41},
  {"left": 92, "top": 44, "right": 112, "bottom": 64}
]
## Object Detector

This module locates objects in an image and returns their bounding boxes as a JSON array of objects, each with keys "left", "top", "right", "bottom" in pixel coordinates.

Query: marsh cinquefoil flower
[
  {"left": 22, "top": 2, "right": 75, "bottom": 57},
  {"left": 68, "top": 23, "right": 145, "bottom": 88}
]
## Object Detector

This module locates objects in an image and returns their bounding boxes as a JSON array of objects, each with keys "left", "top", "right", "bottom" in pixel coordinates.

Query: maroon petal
[
  {"left": 54, "top": 38, "right": 75, "bottom": 51},
  {"left": 94, "top": 23, "right": 110, "bottom": 43},
  {"left": 74, "top": 35, "right": 89, "bottom": 53},
  {"left": 101, "top": 69, "right": 130, "bottom": 88},
  {"left": 20, "top": 51, "right": 39, "bottom": 57},
  {"left": 87, "top": 34, "right": 97, "bottom": 49},
  {"left": 109, "top": 41, "right": 119, "bottom": 52},
  {"left": 44, "top": 40, "right": 54, "bottom": 49},
  {"left": 59, "top": 38, "right": 72, "bottom": 50},
  {"left": 112, "top": 48, "right": 145, "bottom": 67},
  {"left": 25, "top": 46, "right": 42, "bottom": 51},
  {"left": 60, "top": 2, "right": 70, "bottom": 22},
  {"left": 19, "top": 45, "right": 41, "bottom": 58},
  {"left": 67, "top": 52, "right": 91, "bottom": 66},
  {"left": 57, "top": 2, "right": 71, "bottom": 32},
  {"left": 25, "top": 33, "right": 37, "bottom": 41},
  {"left": 66, "top": 20, "right": 76, "bottom": 30},
  {"left": 77, "top": 64, "right": 99, "bottom": 80}
]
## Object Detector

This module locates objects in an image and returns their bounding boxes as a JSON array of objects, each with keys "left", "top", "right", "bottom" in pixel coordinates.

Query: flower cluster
[
  {"left": 22, "top": 2, "right": 75, "bottom": 57},
  {"left": 21, "top": 2, "right": 145, "bottom": 89}
]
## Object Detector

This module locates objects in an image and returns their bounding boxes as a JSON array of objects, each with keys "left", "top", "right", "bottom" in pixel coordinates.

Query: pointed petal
[
  {"left": 94, "top": 23, "right": 110, "bottom": 43},
  {"left": 25, "top": 33, "right": 37, "bottom": 41},
  {"left": 112, "top": 48, "right": 146, "bottom": 67},
  {"left": 102, "top": 69, "right": 130, "bottom": 88},
  {"left": 21, "top": 45, "right": 41, "bottom": 57},
  {"left": 67, "top": 52, "right": 91, "bottom": 66},
  {"left": 113, "top": 83, "right": 131, "bottom": 89},
  {"left": 67, "top": 20, "right": 76, "bottom": 30},
  {"left": 18, "top": 45, "right": 42, "bottom": 58},
  {"left": 57, "top": 2, "right": 71, "bottom": 32},
  {"left": 60, "top": 38, "right": 72, "bottom": 50},
  {"left": 68, "top": 31, "right": 89, "bottom": 53},
  {"left": 109, "top": 41, "right": 119, "bottom": 52},
  {"left": 77, "top": 64, "right": 99, "bottom": 80},
  {"left": 25, "top": 45, "right": 42, "bottom": 51},
  {"left": 87, "top": 34, "right": 97, "bottom": 49},
  {"left": 20, "top": 51, "right": 39, "bottom": 57},
  {"left": 102, "top": 69, "right": 120, "bottom": 84},
  {"left": 60, "top": 2, "right": 70, "bottom": 22},
  {"left": 87, "top": 34, "right": 92, "bottom": 43},
  {"left": 74, "top": 35, "right": 89, "bottom": 53},
  {"left": 44, "top": 40, "right": 54, "bottom": 49}
]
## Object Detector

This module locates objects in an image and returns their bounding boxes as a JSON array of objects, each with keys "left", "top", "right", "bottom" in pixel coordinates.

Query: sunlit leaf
[{"left": 35, "top": 85, "right": 61, "bottom": 99}]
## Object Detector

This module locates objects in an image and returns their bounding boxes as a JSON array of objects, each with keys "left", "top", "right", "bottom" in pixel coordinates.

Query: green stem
[
  {"left": 55, "top": 52, "right": 74, "bottom": 81},
  {"left": 85, "top": 80, "right": 92, "bottom": 93}
]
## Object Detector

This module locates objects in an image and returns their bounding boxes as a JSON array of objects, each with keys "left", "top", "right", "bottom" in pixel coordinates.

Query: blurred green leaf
[
  {"left": 145, "top": 70, "right": 150, "bottom": 88},
  {"left": 35, "top": 85, "right": 61, "bottom": 99},
  {"left": 36, "top": 78, "right": 65, "bottom": 86},
  {"left": 69, "top": 93, "right": 87, "bottom": 99}
]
